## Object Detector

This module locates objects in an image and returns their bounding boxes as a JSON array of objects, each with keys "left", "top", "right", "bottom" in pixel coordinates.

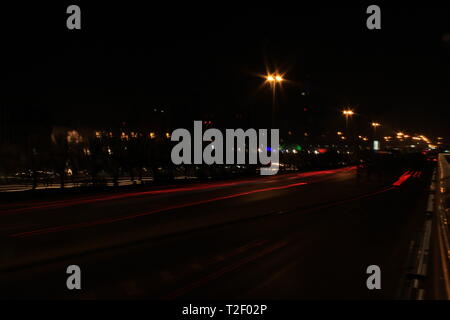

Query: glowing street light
[
  {"left": 371, "top": 122, "right": 381, "bottom": 136},
  {"left": 342, "top": 109, "right": 354, "bottom": 128},
  {"left": 343, "top": 110, "right": 354, "bottom": 116},
  {"left": 266, "top": 74, "right": 284, "bottom": 83},
  {"left": 265, "top": 72, "right": 285, "bottom": 128}
]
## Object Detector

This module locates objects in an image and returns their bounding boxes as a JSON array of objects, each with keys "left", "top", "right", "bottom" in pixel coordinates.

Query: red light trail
[
  {"left": 9, "top": 182, "right": 308, "bottom": 238},
  {"left": 0, "top": 167, "right": 357, "bottom": 215},
  {"left": 392, "top": 171, "right": 413, "bottom": 186}
]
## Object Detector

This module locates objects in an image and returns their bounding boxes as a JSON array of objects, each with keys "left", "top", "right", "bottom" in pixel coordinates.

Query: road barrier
[
  {"left": 403, "top": 156, "right": 450, "bottom": 300},
  {"left": 404, "top": 176, "right": 434, "bottom": 300},
  {"left": 436, "top": 154, "right": 450, "bottom": 299}
]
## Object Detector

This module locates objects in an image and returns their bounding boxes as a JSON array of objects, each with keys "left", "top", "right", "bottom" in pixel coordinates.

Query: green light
[{"left": 295, "top": 145, "right": 302, "bottom": 151}]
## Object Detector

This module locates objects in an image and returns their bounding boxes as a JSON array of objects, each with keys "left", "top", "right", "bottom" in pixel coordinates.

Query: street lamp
[
  {"left": 342, "top": 109, "right": 354, "bottom": 128},
  {"left": 343, "top": 110, "right": 354, "bottom": 116},
  {"left": 266, "top": 74, "right": 284, "bottom": 83},
  {"left": 266, "top": 73, "right": 285, "bottom": 128},
  {"left": 371, "top": 122, "right": 381, "bottom": 136}
]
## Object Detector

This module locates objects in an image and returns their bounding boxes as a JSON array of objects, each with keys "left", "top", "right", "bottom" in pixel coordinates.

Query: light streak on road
[
  {"left": 0, "top": 167, "right": 357, "bottom": 215},
  {"left": 9, "top": 182, "right": 309, "bottom": 238}
]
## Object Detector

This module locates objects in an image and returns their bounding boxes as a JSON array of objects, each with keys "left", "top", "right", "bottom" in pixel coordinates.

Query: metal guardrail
[
  {"left": 402, "top": 156, "right": 450, "bottom": 300},
  {"left": 403, "top": 172, "right": 434, "bottom": 300},
  {"left": 436, "top": 153, "right": 450, "bottom": 298}
]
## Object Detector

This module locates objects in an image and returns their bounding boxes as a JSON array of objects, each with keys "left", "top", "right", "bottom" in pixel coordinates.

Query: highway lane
[
  {"left": 1, "top": 167, "right": 366, "bottom": 266},
  {"left": 0, "top": 164, "right": 433, "bottom": 299}
]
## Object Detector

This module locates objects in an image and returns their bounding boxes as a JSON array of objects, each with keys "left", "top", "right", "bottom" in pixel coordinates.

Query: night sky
[{"left": 1, "top": 3, "right": 450, "bottom": 138}]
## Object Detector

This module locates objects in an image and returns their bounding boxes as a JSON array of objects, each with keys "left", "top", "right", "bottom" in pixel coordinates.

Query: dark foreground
[{"left": 0, "top": 159, "right": 437, "bottom": 299}]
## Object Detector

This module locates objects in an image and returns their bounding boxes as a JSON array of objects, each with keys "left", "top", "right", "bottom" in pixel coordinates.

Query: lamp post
[
  {"left": 342, "top": 109, "right": 354, "bottom": 129},
  {"left": 266, "top": 73, "right": 284, "bottom": 128},
  {"left": 371, "top": 122, "right": 381, "bottom": 136},
  {"left": 342, "top": 109, "right": 356, "bottom": 161}
]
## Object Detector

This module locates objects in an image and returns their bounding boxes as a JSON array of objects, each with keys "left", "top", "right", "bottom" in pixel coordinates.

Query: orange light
[
  {"left": 266, "top": 73, "right": 284, "bottom": 82},
  {"left": 343, "top": 110, "right": 354, "bottom": 116}
]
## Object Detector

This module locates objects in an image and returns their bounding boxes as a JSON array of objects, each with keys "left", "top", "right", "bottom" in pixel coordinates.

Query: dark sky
[{"left": 1, "top": 3, "right": 450, "bottom": 137}]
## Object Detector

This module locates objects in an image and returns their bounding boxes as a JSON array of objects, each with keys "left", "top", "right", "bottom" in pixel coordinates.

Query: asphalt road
[{"left": 0, "top": 163, "right": 433, "bottom": 299}]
